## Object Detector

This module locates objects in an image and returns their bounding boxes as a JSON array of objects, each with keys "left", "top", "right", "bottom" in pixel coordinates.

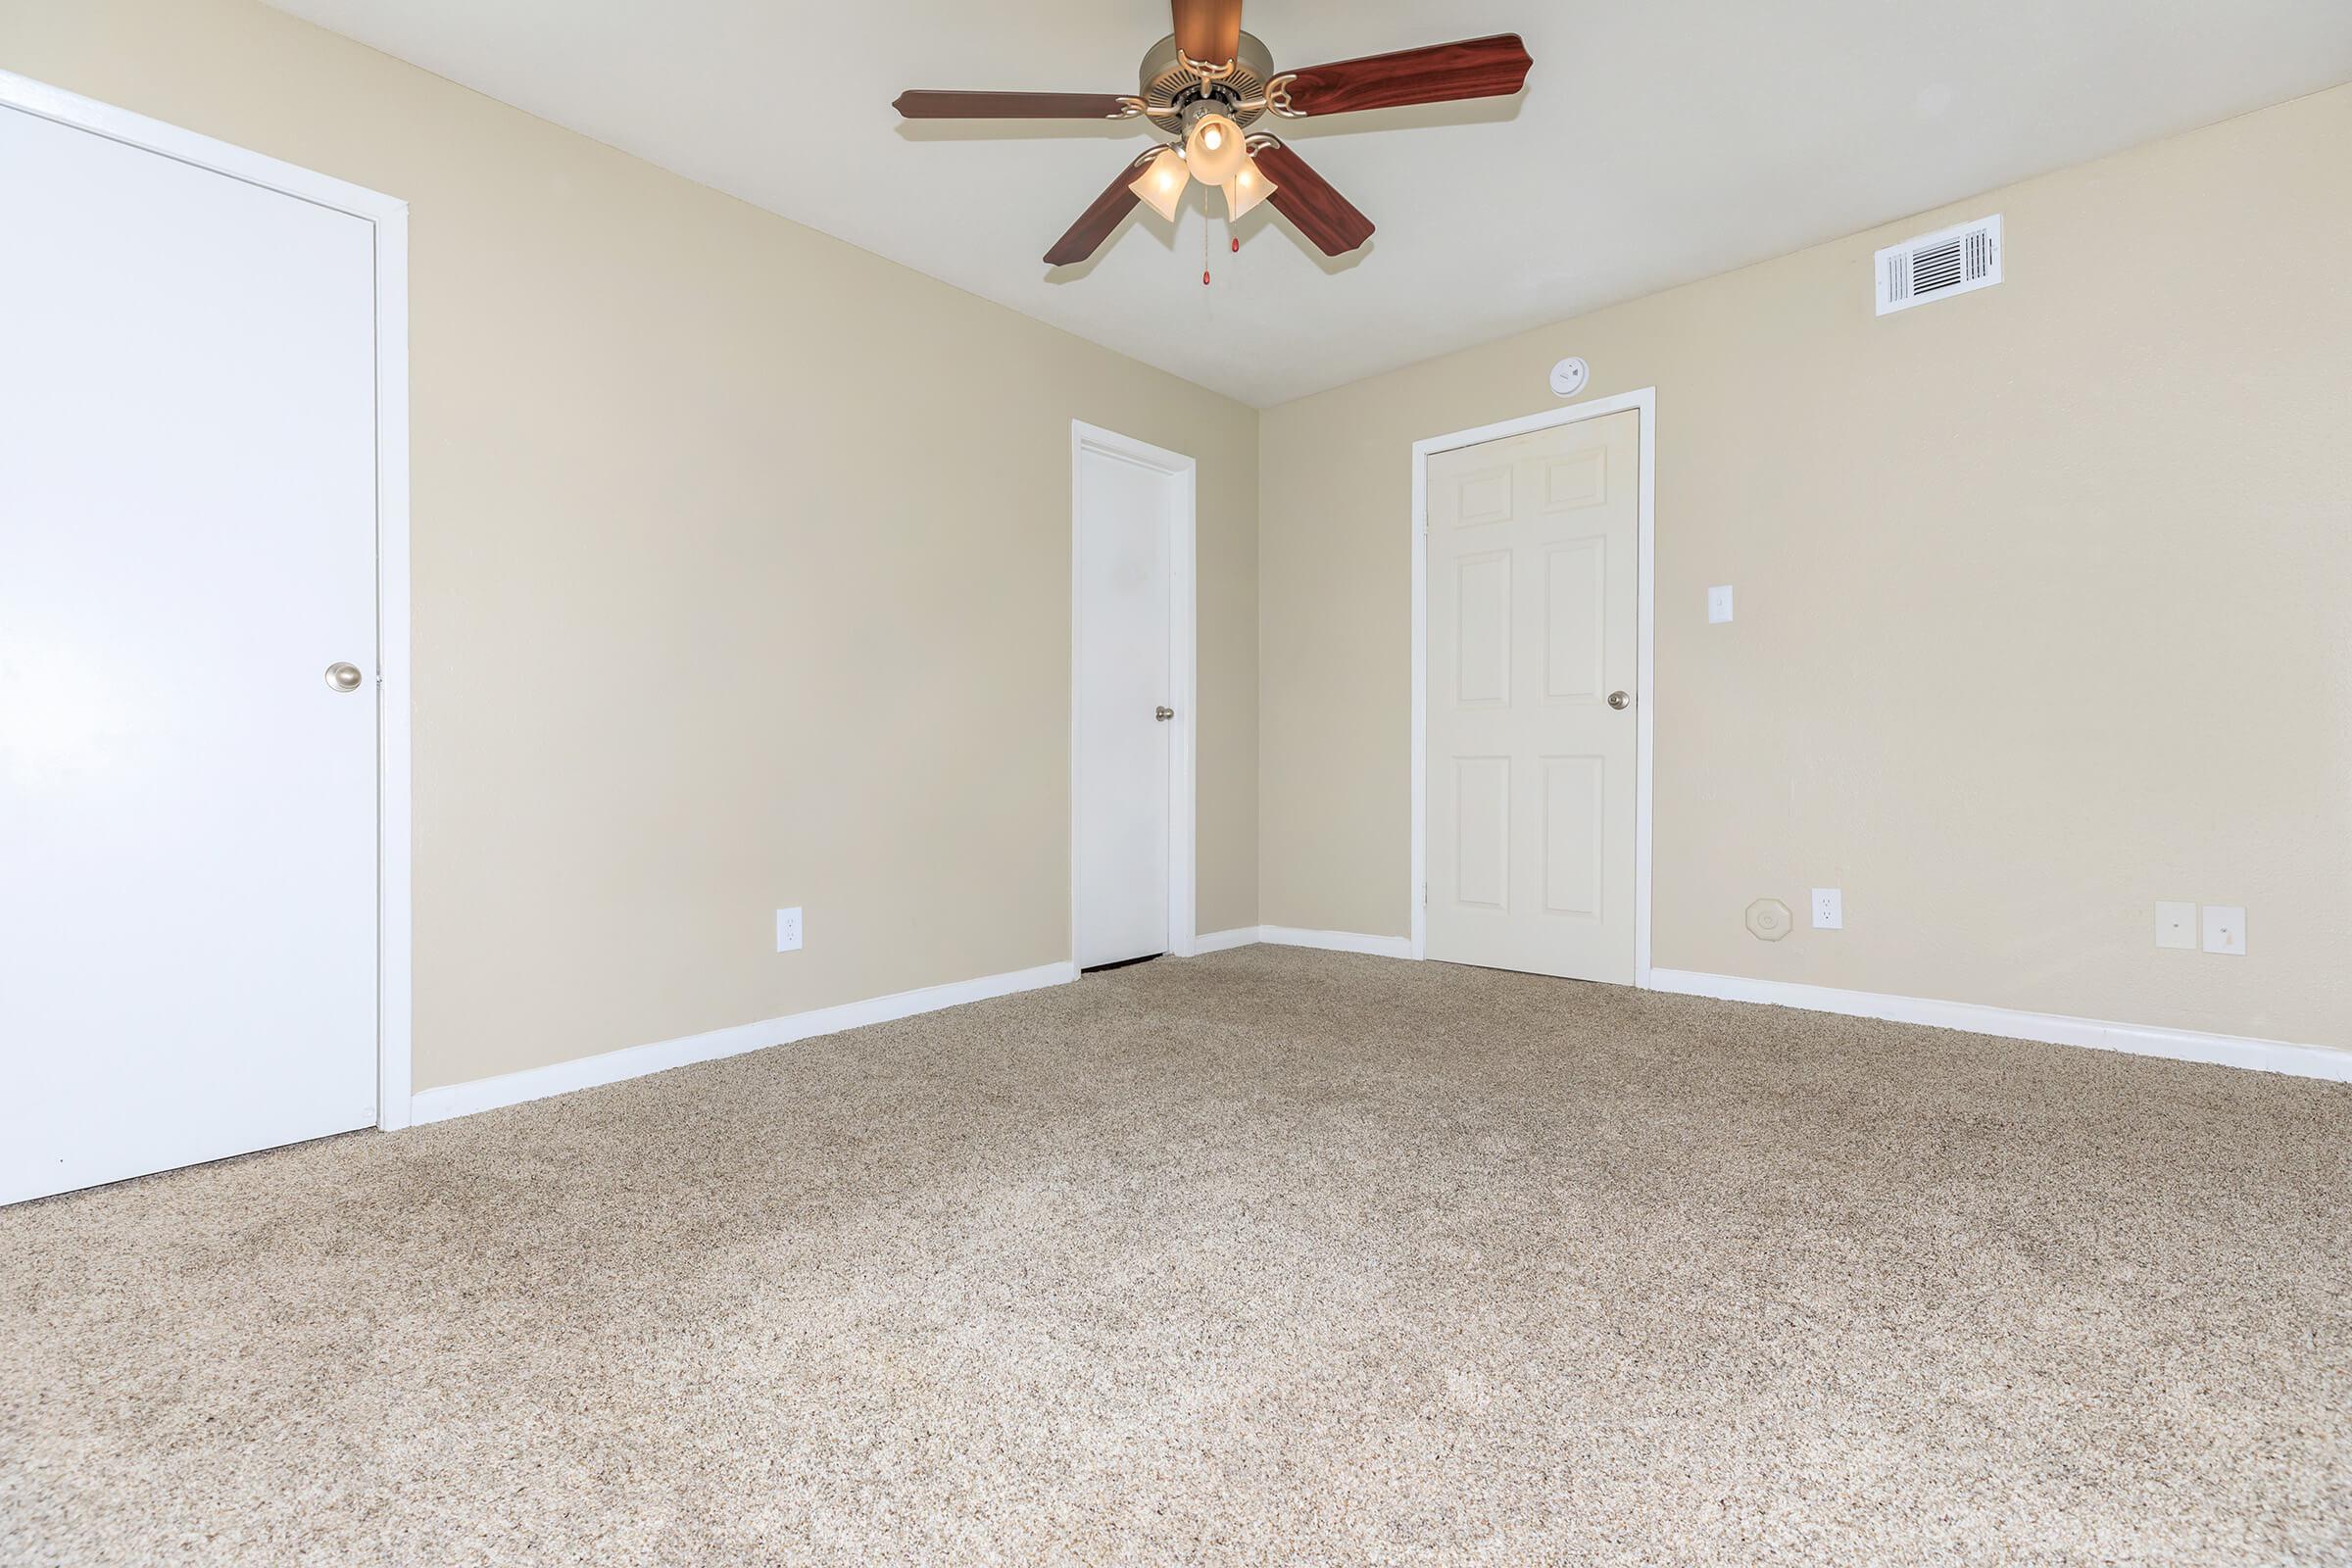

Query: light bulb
[
  {"left": 1128, "top": 146, "right": 1191, "bottom": 222},
  {"left": 1223, "top": 155, "right": 1275, "bottom": 220},
  {"left": 1184, "top": 110, "right": 1247, "bottom": 185}
]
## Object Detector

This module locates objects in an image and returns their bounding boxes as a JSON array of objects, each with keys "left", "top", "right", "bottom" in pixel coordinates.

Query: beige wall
[
  {"left": 4, "top": 0, "right": 1259, "bottom": 1090},
  {"left": 1260, "top": 84, "right": 2352, "bottom": 1051},
  {"left": 9, "top": 0, "right": 2346, "bottom": 1079}
]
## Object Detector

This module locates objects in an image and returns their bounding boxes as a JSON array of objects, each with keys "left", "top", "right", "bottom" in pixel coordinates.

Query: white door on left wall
[
  {"left": 1073, "top": 445, "right": 1174, "bottom": 970},
  {"left": 0, "top": 103, "right": 380, "bottom": 1204}
]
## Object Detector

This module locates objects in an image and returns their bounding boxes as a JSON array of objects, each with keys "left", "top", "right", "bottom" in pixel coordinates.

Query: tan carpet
[{"left": 3, "top": 948, "right": 2348, "bottom": 1566}]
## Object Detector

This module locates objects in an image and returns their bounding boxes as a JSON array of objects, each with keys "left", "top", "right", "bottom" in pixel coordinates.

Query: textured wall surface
[
  {"left": 1260, "top": 85, "right": 2352, "bottom": 1049},
  {"left": 5, "top": 0, "right": 1260, "bottom": 1089}
]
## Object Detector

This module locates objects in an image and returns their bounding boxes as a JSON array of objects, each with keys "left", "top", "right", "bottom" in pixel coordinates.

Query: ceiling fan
[{"left": 893, "top": 2, "right": 1532, "bottom": 267}]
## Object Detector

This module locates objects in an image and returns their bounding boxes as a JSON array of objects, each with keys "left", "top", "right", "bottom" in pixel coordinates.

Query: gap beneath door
[{"left": 1081, "top": 954, "right": 1163, "bottom": 975}]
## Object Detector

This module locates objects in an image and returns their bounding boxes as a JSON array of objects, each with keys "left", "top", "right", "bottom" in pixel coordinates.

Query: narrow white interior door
[
  {"left": 1073, "top": 447, "right": 1173, "bottom": 969},
  {"left": 1427, "top": 410, "right": 1641, "bottom": 983},
  {"left": 0, "top": 104, "right": 380, "bottom": 1204}
]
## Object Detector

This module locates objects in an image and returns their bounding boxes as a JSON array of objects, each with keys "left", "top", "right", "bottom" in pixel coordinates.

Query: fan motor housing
[{"left": 1138, "top": 31, "right": 1276, "bottom": 128}]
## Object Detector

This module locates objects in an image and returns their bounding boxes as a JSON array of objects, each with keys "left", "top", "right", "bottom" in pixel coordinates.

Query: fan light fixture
[
  {"left": 896, "top": 12, "right": 1534, "bottom": 268},
  {"left": 1129, "top": 145, "right": 1190, "bottom": 221},
  {"left": 1184, "top": 108, "right": 1247, "bottom": 184},
  {"left": 1223, "top": 155, "right": 1274, "bottom": 220}
]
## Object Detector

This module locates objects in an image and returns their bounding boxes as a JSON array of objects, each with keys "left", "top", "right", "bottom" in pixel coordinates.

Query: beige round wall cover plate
[
  {"left": 1548, "top": 357, "right": 1590, "bottom": 398},
  {"left": 1745, "top": 898, "right": 1793, "bottom": 942}
]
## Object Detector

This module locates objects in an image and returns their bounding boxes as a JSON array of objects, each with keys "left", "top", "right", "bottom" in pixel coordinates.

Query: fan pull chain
[{"left": 1201, "top": 190, "right": 1242, "bottom": 286}]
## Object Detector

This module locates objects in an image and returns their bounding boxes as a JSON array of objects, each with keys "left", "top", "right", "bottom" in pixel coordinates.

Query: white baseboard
[
  {"left": 1256, "top": 925, "right": 1416, "bottom": 960},
  {"left": 1646, "top": 968, "right": 2352, "bottom": 1085},
  {"left": 410, "top": 946, "right": 2337, "bottom": 1126},
  {"left": 410, "top": 960, "right": 1077, "bottom": 1124}
]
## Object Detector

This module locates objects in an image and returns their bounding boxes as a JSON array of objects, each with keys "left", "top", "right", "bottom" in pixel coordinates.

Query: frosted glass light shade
[
  {"left": 1129, "top": 146, "right": 1190, "bottom": 221},
  {"left": 1223, "top": 156, "right": 1275, "bottom": 220},
  {"left": 1185, "top": 112, "right": 1248, "bottom": 185}
]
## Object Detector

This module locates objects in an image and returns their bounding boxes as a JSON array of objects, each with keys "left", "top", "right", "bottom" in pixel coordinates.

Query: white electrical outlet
[
  {"left": 1811, "top": 888, "right": 1842, "bottom": 930},
  {"left": 2155, "top": 901, "right": 2197, "bottom": 951},
  {"left": 2200, "top": 905, "right": 2245, "bottom": 956},
  {"left": 775, "top": 906, "right": 803, "bottom": 953},
  {"left": 1707, "top": 585, "right": 1735, "bottom": 624}
]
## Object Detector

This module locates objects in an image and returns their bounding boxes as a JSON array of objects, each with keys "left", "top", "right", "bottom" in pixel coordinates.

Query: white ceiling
[{"left": 267, "top": 0, "right": 2352, "bottom": 406}]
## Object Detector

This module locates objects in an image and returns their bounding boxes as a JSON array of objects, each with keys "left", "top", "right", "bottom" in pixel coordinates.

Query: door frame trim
[
  {"left": 1, "top": 72, "right": 416, "bottom": 1129},
  {"left": 1069, "top": 420, "right": 1199, "bottom": 964},
  {"left": 1409, "top": 388, "right": 1656, "bottom": 986}
]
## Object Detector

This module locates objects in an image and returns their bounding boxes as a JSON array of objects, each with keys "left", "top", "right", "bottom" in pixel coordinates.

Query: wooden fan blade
[
  {"left": 1045, "top": 159, "right": 1148, "bottom": 267},
  {"left": 1171, "top": 0, "right": 1244, "bottom": 65},
  {"left": 1277, "top": 34, "right": 1532, "bottom": 118},
  {"left": 894, "top": 90, "right": 1132, "bottom": 120},
  {"left": 1251, "top": 142, "right": 1374, "bottom": 257}
]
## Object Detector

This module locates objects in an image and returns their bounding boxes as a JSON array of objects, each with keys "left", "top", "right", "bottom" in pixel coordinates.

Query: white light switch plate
[
  {"left": 1811, "top": 888, "right": 1842, "bottom": 930},
  {"left": 776, "top": 906, "right": 804, "bottom": 953},
  {"left": 2155, "top": 901, "right": 2197, "bottom": 951},
  {"left": 2200, "top": 905, "right": 2245, "bottom": 956},
  {"left": 1707, "top": 585, "right": 1735, "bottom": 623}
]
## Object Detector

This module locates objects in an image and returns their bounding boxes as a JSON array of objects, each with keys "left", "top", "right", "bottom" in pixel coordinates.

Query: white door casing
[
  {"left": 1070, "top": 423, "right": 1197, "bottom": 970},
  {"left": 0, "top": 76, "right": 411, "bottom": 1202},
  {"left": 1422, "top": 404, "right": 1646, "bottom": 983}
]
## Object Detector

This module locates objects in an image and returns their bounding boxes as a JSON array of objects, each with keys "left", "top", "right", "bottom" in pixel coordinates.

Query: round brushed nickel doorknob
[
  {"left": 325, "top": 662, "right": 365, "bottom": 693},
  {"left": 1608, "top": 690, "right": 1632, "bottom": 710},
  {"left": 1154, "top": 706, "right": 1175, "bottom": 722}
]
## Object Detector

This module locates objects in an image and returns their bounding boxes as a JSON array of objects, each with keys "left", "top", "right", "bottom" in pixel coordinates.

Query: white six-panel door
[
  {"left": 1073, "top": 446, "right": 1175, "bottom": 969},
  {"left": 0, "top": 102, "right": 381, "bottom": 1203},
  {"left": 1426, "top": 409, "right": 1641, "bottom": 983}
]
